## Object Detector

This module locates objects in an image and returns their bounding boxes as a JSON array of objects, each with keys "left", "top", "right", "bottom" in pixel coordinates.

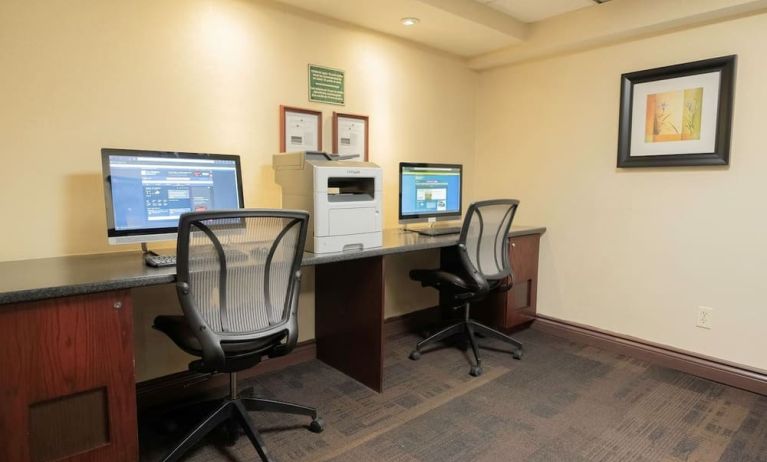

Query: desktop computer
[
  {"left": 398, "top": 162, "right": 463, "bottom": 236},
  {"left": 101, "top": 148, "right": 245, "bottom": 266}
]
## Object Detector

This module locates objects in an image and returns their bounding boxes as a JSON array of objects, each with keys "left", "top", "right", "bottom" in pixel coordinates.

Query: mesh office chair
[
  {"left": 153, "top": 209, "right": 323, "bottom": 462},
  {"left": 409, "top": 199, "right": 523, "bottom": 377}
]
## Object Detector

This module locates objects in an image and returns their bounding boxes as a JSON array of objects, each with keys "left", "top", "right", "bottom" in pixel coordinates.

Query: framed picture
[
  {"left": 279, "top": 105, "right": 322, "bottom": 153},
  {"left": 617, "top": 55, "right": 736, "bottom": 168},
  {"left": 332, "top": 112, "right": 369, "bottom": 161}
]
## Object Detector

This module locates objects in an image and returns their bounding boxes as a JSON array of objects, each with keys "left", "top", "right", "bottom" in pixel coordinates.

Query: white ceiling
[
  {"left": 270, "top": 0, "right": 766, "bottom": 68},
  {"left": 272, "top": 0, "right": 609, "bottom": 57},
  {"left": 473, "top": 0, "right": 596, "bottom": 23}
]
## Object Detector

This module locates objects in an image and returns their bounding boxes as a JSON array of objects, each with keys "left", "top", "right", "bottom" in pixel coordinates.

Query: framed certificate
[
  {"left": 280, "top": 105, "right": 322, "bottom": 153},
  {"left": 332, "top": 112, "right": 369, "bottom": 161}
]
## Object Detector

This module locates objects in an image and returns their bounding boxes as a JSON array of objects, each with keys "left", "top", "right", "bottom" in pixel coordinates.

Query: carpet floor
[{"left": 139, "top": 328, "right": 767, "bottom": 461}]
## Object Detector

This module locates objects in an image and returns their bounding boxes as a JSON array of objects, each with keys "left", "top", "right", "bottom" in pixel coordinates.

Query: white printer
[{"left": 273, "top": 151, "right": 383, "bottom": 253}]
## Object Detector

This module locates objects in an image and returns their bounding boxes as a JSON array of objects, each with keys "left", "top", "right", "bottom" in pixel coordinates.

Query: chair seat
[
  {"left": 410, "top": 269, "right": 471, "bottom": 289},
  {"left": 410, "top": 268, "right": 510, "bottom": 303},
  {"left": 410, "top": 268, "right": 481, "bottom": 297},
  {"left": 153, "top": 315, "right": 287, "bottom": 368}
]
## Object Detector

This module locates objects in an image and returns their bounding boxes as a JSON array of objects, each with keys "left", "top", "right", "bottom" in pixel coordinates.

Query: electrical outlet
[{"left": 696, "top": 306, "right": 713, "bottom": 329}]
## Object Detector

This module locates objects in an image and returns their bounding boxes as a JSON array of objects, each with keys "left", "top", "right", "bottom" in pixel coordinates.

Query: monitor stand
[
  {"left": 140, "top": 242, "right": 176, "bottom": 255},
  {"left": 404, "top": 220, "right": 462, "bottom": 237},
  {"left": 141, "top": 243, "right": 177, "bottom": 267},
  {"left": 140, "top": 242, "right": 155, "bottom": 256}
]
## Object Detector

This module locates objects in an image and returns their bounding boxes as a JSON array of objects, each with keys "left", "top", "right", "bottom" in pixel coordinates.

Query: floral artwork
[{"left": 645, "top": 88, "right": 703, "bottom": 142}]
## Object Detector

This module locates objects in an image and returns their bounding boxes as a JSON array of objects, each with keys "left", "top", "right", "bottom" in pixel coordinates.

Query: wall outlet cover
[{"left": 696, "top": 306, "right": 713, "bottom": 329}]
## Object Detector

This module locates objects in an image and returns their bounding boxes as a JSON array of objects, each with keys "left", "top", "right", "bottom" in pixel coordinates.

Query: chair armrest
[
  {"left": 495, "top": 274, "right": 513, "bottom": 292},
  {"left": 176, "top": 282, "right": 226, "bottom": 371},
  {"left": 268, "top": 270, "right": 301, "bottom": 358}
]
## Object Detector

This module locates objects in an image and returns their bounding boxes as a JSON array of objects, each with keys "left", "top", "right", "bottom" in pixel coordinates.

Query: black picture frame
[{"left": 617, "top": 55, "right": 736, "bottom": 168}]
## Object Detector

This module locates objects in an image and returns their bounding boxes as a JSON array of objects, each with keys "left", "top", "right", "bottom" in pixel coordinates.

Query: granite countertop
[
  {"left": 302, "top": 226, "right": 546, "bottom": 265},
  {"left": 0, "top": 226, "right": 545, "bottom": 306}
]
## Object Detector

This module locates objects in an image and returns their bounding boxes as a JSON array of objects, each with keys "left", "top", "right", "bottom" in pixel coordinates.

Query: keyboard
[
  {"left": 144, "top": 254, "right": 177, "bottom": 267},
  {"left": 412, "top": 226, "right": 461, "bottom": 236}
]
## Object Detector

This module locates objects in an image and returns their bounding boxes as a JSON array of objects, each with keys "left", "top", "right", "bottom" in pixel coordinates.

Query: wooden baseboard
[
  {"left": 136, "top": 307, "right": 442, "bottom": 411},
  {"left": 384, "top": 306, "right": 442, "bottom": 337},
  {"left": 532, "top": 315, "right": 767, "bottom": 396}
]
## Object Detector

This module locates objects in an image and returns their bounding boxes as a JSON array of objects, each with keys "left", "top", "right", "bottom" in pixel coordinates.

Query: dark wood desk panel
[
  {"left": 315, "top": 256, "right": 385, "bottom": 392},
  {"left": 506, "top": 234, "right": 541, "bottom": 328},
  {"left": 0, "top": 292, "right": 137, "bottom": 462}
]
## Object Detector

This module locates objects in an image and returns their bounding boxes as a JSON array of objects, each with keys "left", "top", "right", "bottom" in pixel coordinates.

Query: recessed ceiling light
[{"left": 400, "top": 17, "right": 420, "bottom": 27}]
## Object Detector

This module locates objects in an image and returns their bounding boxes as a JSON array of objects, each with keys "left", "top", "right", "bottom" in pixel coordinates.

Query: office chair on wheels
[
  {"left": 153, "top": 209, "right": 323, "bottom": 462},
  {"left": 409, "top": 199, "right": 523, "bottom": 377}
]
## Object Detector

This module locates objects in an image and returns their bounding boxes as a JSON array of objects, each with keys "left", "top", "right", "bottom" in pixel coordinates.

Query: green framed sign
[{"left": 308, "top": 64, "right": 344, "bottom": 106}]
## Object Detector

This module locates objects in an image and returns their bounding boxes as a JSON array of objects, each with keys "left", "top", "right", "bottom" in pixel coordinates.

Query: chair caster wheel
[
  {"left": 309, "top": 417, "right": 325, "bottom": 433},
  {"left": 512, "top": 348, "right": 524, "bottom": 360},
  {"left": 219, "top": 420, "right": 240, "bottom": 446},
  {"left": 469, "top": 365, "right": 483, "bottom": 377},
  {"left": 409, "top": 350, "right": 421, "bottom": 361}
]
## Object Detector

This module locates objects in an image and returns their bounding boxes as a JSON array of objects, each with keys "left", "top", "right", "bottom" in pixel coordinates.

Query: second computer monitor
[{"left": 399, "top": 162, "right": 462, "bottom": 223}]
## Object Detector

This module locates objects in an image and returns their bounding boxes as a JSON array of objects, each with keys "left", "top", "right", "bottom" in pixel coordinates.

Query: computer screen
[
  {"left": 399, "top": 163, "right": 462, "bottom": 222},
  {"left": 101, "top": 148, "right": 244, "bottom": 244}
]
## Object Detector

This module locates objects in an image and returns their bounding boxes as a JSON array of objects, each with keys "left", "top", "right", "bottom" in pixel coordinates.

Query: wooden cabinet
[
  {"left": 503, "top": 234, "right": 540, "bottom": 329},
  {"left": 443, "top": 234, "right": 541, "bottom": 331},
  {"left": 0, "top": 292, "right": 137, "bottom": 462}
]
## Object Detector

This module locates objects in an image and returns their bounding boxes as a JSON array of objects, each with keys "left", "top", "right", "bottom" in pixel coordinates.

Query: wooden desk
[{"left": 0, "top": 226, "right": 545, "bottom": 462}]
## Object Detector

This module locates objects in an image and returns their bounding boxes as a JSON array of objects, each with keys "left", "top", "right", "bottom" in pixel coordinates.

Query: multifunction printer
[{"left": 272, "top": 151, "right": 383, "bottom": 253}]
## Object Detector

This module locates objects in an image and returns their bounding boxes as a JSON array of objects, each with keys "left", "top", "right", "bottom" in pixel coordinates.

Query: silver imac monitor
[
  {"left": 398, "top": 162, "right": 462, "bottom": 224},
  {"left": 101, "top": 148, "right": 244, "bottom": 245}
]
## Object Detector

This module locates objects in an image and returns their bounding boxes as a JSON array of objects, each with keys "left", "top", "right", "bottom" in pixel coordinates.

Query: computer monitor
[
  {"left": 399, "top": 162, "right": 462, "bottom": 224},
  {"left": 101, "top": 148, "right": 244, "bottom": 244}
]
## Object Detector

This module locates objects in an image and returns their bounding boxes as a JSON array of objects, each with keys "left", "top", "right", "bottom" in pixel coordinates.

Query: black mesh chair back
[
  {"left": 458, "top": 199, "right": 519, "bottom": 283},
  {"left": 175, "top": 209, "right": 308, "bottom": 369},
  {"left": 409, "top": 199, "right": 523, "bottom": 377},
  {"left": 157, "top": 209, "right": 323, "bottom": 462}
]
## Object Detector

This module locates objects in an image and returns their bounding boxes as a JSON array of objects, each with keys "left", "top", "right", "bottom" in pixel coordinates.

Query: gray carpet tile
[{"left": 140, "top": 328, "right": 767, "bottom": 462}]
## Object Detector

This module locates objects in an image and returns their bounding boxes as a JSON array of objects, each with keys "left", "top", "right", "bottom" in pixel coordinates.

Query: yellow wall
[
  {"left": 476, "top": 12, "right": 767, "bottom": 372},
  {"left": 0, "top": 0, "right": 476, "bottom": 260},
  {"left": 0, "top": 0, "right": 475, "bottom": 380}
]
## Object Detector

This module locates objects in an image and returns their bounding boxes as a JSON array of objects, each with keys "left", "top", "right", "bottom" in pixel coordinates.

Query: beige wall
[
  {"left": 476, "top": 12, "right": 767, "bottom": 372},
  {"left": 0, "top": 0, "right": 475, "bottom": 380},
  {"left": 0, "top": 0, "right": 476, "bottom": 260}
]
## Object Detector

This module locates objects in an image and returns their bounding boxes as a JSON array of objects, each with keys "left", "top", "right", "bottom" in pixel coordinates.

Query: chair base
[
  {"left": 409, "top": 306, "right": 523, "bottom": 376},
  {"left": 160, "top": 375, "right": 323, "bottom": 462}
]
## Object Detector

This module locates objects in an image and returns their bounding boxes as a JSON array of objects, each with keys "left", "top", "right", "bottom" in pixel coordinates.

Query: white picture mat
[
  {"left": 336, "top": 116, "right": 366, "bottom": 158},
  {"left": 285, "top": 111, "right": 319, "bottom": 151},
  {"left": 630, "top": 71, "right": 721, "bottom": 157}
]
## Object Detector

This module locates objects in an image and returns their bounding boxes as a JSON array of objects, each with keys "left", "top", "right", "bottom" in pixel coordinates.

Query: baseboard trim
[
  {"left": 136, "top": 307, "right": 442, "bottom": 411},
  {"left": 384, "top": 306, "right": 442, "bottom": 337},
  {"left": 532, "top": 314, "right": 767, "bottom": 396}
]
